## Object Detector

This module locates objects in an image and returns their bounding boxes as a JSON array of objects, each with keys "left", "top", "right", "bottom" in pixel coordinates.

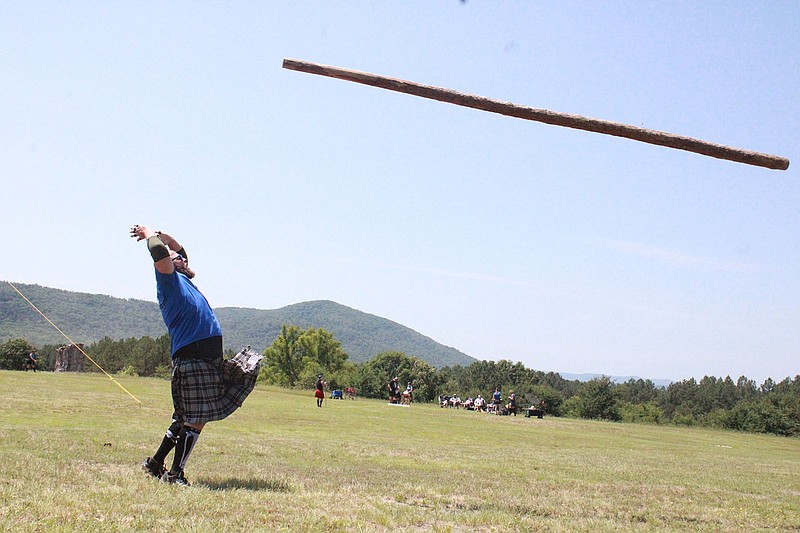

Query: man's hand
[
  {"left": 132, "top": 224, "right": 175, "bottom": 275},
  {"left": 156, "top": 231, "right": 181, "bottom": 251},
  {"left": 130, "top": 224, "right": 156, "bottom": 242}
]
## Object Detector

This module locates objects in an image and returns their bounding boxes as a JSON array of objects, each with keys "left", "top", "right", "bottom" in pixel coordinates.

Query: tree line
[{"left": 1, "top": 330, "right": 797, "bottom": 437}]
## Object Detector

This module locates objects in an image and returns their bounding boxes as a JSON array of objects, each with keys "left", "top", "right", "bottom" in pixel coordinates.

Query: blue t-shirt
[{"left": 155, "top": 270, "right": 222, "bottom": 357}]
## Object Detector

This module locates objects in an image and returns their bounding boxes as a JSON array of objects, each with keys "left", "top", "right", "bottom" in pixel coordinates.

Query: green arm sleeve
[{"left": 147, "top": 236, "right": 170, "bottom": 262}]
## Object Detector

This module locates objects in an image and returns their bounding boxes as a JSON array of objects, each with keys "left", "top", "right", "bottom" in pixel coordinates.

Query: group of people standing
[
  {"left": 388, "top": 377, "right": 413, "bottom": 404},
  {"left": 313, "top": 376, "right": 361, "bottom": 405},
  {"left": 314, "top": 376, "right": 414, "bottom": 405}
]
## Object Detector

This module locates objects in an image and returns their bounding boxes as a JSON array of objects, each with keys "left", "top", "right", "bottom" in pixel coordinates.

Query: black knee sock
[
  {"left": 153, "top": 422, "right": 181, "bottom": 464},
  {"left": 153, "top": 436, "right": 175, "bottom": 465},
  {"left": 171, "top": 426, "right": 201, "bottom": 473}
]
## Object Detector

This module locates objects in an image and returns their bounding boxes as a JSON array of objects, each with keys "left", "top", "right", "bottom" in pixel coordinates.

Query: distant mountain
[
  {"left": 0, "top": 282, "right": 476, "bottom": 368},
  {"left": 559, "top": 372, "right": 673, "bottom": 388}
]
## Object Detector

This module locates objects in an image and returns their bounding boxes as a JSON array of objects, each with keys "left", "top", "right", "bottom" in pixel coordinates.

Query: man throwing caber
[{"left": 131, "top": 224, "right": 259, "bottom": 486}]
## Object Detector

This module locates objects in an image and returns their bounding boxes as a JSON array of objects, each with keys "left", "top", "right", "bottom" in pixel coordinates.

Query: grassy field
[{"left": 0, "top": 370, "right": 798, "bottom": 532}]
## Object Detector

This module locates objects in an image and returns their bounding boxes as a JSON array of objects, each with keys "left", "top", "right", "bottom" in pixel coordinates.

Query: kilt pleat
[{"left": 171, "top": 351, "right": 260, "bottom": 425}]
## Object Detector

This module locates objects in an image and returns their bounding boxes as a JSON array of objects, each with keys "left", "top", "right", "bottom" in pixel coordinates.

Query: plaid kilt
[{"left": 171, "top": 348, "right": 261, "bottom": 425}]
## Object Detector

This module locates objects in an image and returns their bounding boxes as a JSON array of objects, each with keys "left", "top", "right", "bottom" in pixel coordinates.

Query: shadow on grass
[{"left": 198, "top": 477, "right": 293, "bottom": 492}]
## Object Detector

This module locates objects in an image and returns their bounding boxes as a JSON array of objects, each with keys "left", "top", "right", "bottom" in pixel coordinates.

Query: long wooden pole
[{"left": 283, "top": 58, "right": 789, "bottom": 171}]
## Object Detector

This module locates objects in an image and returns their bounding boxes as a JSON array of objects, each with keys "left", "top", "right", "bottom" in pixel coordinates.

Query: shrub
[
  {"left": 701, "top": 408, "right": 729, "bottom": 429},
  {"left": 153, "top": 364, "right": 172, "bottom": 380},
  {"left": 722, "top": 400, "right": 799, "bottom": 436},
  {"left": 619, "top": 401, "right": 664, "bottom": 425},
  {"left": 119, "top": 365, "right": 138, "bottom": 377},
  {"left": 561, "top": 395, "right": 584, "bottom": 418},
  {"left": 579, "top": 377, "right": 620, "bottom": 421},
  {"left": 671, "top": 411, "right": 696, "bottom": 427},
  {"left": 0, "top": 339, "right": 37, "bottom": 370}
]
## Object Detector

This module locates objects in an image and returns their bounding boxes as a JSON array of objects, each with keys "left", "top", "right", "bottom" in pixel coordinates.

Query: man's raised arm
[
  {"left": 130, "top": 224, "right": 174, "bottom": 275},
  {"left": 156, "top": 231, "right": 188, "bottom": 260}
]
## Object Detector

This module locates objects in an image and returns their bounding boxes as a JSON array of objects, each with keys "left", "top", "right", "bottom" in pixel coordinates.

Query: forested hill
[{"left": 0, "top": 282, "right": 476, "bottom": 368}]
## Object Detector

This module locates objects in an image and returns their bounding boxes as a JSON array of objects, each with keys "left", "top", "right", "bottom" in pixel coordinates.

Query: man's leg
[
  {"left": 163, "top": 350, "right": 223, "bottom": 484},
  {"left": 165, "top": 422, "right": 205, "bottom": 484},
  {"left": 143, "top": 420, "right": 182, "bottom": 479},
  {"left": 153, "top": 421, "right": 181, "bottom": 463}
]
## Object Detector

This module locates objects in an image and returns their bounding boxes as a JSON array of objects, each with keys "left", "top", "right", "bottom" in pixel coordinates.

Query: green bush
[
  {"left": 257, "top": 365, "right": 289, "bottom": 386},
  {"left": 579, "top": 377, "right": 620, "bottom": 421},
  {"left": 119, "top": 365, "right": 138, "bottom": 377},
  {"left": 531, "top": 384, "right": 564, "bottom": 416},
  {"left": 701, "top": 408, "right": 729, "bottom": 429},
  {"left": 619, "top": 401, "right": 664, "bottom": 424},
  {"left": 561, "top": 395, "right": 584, "bottom": 418},
  {"left": 722, "top": 400, "right": 799, "bottom": 436},
  {"left": 153, "top": 364, "right": 172, "bottom": 380},
  {"left": 671, "top": 411, "right": 696, "bottom": 427},
  {"left": 0, "top": 339, "right": 36, "bottom": 371}
]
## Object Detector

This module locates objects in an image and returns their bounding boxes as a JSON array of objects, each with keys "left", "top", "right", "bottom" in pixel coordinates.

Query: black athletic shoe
[
  {"left": 142, "top": 457, "right": 166, "bottom": 479},
  {"left": 160, "top": 470, "right": 190, "bottom": 487}
]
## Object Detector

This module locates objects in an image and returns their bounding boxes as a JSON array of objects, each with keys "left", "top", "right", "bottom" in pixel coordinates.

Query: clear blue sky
[{"left": 2, "top": 2, "right": 798, "bottom": 384}]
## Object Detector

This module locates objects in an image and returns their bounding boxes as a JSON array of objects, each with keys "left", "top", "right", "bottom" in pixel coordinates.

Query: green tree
[
  {"left": 347, "top": 361, "right": 385, "bottom": 399},
  {"left": 262, "top": 325, "right": 304, "bottom": 386},
  {"left": 578, "top": 376, "right": 620, "bottom": 421},
  {"left": 618, "top": 401, "right": 664, "bottom": 424},
  {"left": 324, "top": 360, "right": 360, "bottom": 392},
  {"left": 87, "top": 336, "right": 131, "bottom": 374},
  {"left": 616, "top": 378, "right": 659, "bottom": 404},
  {"left": 363, "top": 351, "right": 415, "bottom": 399},
  {"left": 722, "top": 399, "right": 799, "bottom": 436},
  {"left": 735, "top": 376, "right": 759, "bottom": 402},
  {"left": 530, "top": 384, "right": 564, "bottom": 416},
  {"left": 260, "top": 325, "right": 348, "bottom": 388},
  {"left": 129, "top": 335, "right": 170, "bottom": 377},
  {"left": 541, "top": 371, "right": 581, "bottom": 398},
  {"left": 409, "top": 356, "right": 443, "bottom": 403},
  {"left": 298, "top": 327, "right": 348, "bottom": 375},
  {"left": 660, "top": 378, "right": 698, "bottom": 418},
  {"left": 561, "top": 395, "right": 584, "bottom": 418},
  {"left": 37, "top": 343, "right": 61, "bottom": 372},
  {"left": 0, "top": 338, "right": 37, "bottom": 370},
  {"left": 297, "top": 360, "right": 327, "bottom": 390},
  {"left": 352, "top": 351, "right": 442, "bottom": 402},
  {"left": 695, "top": 375, "right": 738, "bottom": 414}
]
